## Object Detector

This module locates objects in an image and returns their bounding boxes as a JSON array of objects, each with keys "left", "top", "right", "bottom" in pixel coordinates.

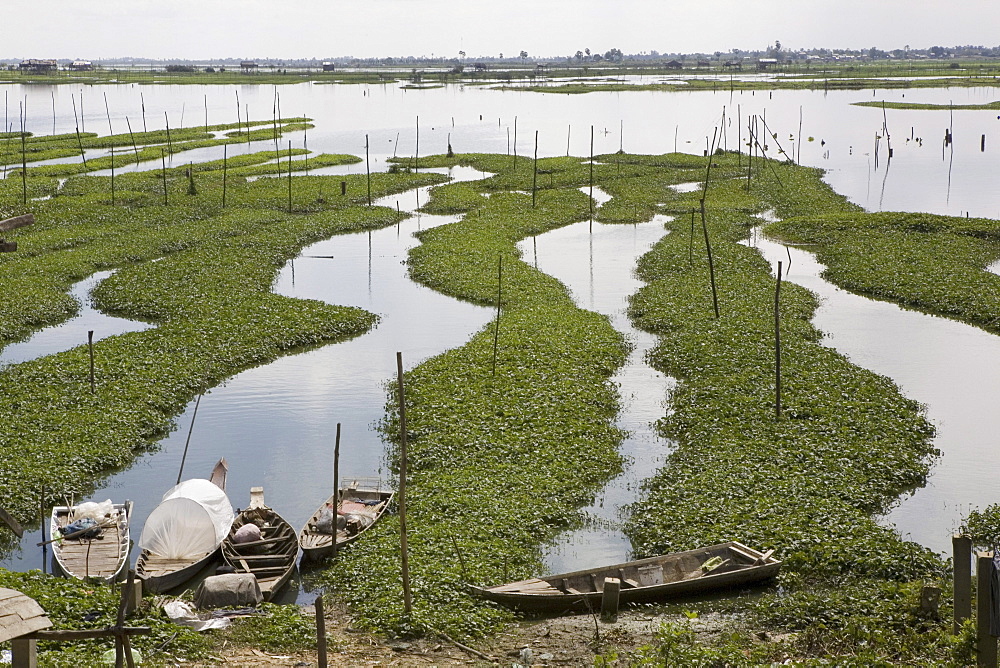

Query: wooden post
[
  {"left": 589, "top": 125, "right": 594, "bottom": 229},
  {"left": 395, "top": 352, "right": 412, "bottom": 617},
  {"left": 340, "top": 181, "right": 347, "bottom": 196},
  {"left": 775, "top": 261, "right": 782, "bottom": 418},
  {"left": 287, "top": 141, "right": 293, "bottom": 213},
  {"left": 20, "top": 112, "right": 27, "bottom": 205},
  {"left": 365, "top": 134, "right": 372, "bottom": 206},
  {"left": 491, "top": 256, "right": 502, "bottom": 376},
  {"left": 315, "top": 593, "right": 328, "bottom": 668},
  {"left": 160, "top": 149, "right": 168, "bottom": 206},
  {"left": 511, "top": 116, "right": 517, "bottom": 173},
  {"left": 956, "top": 534, "right": 973, "bottom": 633},
  {"left": 332, "top": 424, "right": 340, "bottom": 557},
  {"left": 88, "top": 330, "right": 95, "bottom": 394},
  {"left": 699, "top": 198, "right": 719, "bottom": 318},
  {"left": 176, "top": 394, "right": 202, "bottom": 485},
  {"left": 11, "top": 638, "right": 37, "bottom": 668},
  {"left": 983, "top": 134, "right": 987, "bottom": 152},
  {"left": 976, "top": 551, "right": 997, "bottom": 667},
  {"left": 601, "top": 578, "right": 620, "bottom": 623},
  {"left": 531, "top": 130, "right": 538, "bottom": 208}
]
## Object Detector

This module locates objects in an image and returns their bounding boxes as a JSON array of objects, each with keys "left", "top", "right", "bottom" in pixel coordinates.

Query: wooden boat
[
  {"left": 469, "top": 541, "right": 780, "bottom": 614},
  {"left": 222, "top": 487, "right": 297, "bottom": 601},
  {"left": 299, "top": 479, "right": 394, "bottom": 563},
  {"left": 136, "top": 458, "right": 234, "bottom": 594},
  {"left": 50, "top": 500, "right": 132, "bottom": 583}
]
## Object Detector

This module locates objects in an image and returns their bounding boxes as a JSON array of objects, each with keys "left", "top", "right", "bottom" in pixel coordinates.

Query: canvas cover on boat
[{"left": 139, "top": 479, "right": 234, "bottom": 560}]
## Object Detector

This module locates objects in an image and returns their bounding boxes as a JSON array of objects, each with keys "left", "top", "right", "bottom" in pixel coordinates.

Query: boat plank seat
[
  {"left": 728, "top": 545, "right": 759, "bottom": 564},
  {"left": 617, "top": 569, "right": 639, "bottom": 588}
]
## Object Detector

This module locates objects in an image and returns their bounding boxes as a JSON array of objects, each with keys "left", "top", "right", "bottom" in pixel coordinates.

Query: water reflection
[{"left": 519, "top": 217, "right": 674, "bottom": 573}]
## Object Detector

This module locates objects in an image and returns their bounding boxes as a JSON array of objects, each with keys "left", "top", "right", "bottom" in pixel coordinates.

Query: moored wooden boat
[
  {"left": 50, "top": 500, "right": 132, "bottom": 583},
  {"left": 222, "top": 487, "right": 297, "bottom": 601},
  {"left": 136, "top": 458, "right": 233, "bottom": 594},
  {"left": 469, "top": 541, "right": 780, "bottom": 614},
  {"left": 299, "top": 479, "right": 394, "bottom": 563}
]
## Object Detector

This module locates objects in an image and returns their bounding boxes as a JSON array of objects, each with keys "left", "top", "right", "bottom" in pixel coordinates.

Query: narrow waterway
[
  {"left": 748, "top": 229, "right": 1000, "bottom": 556},
  {"left": 519, "top": 207, "right": 675, "bottom": 574},
  {"left": 0, "top": 167, "right": 493, "bottom": 602},
  {"left": 0, "top": 270, "right": 152, "bottom": 367}
]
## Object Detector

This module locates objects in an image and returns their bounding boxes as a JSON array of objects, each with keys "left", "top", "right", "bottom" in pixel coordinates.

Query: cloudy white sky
[{"left": 4, "top": 0, "right": 998, "bottom": 61}]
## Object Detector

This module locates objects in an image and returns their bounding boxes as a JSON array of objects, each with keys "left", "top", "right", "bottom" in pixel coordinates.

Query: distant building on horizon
[
  {"left": 19, "top": 59, "right": 57, "bottom": 72},
  {"left": 69, "top": 60, "right": 93, "bottom": 71}
]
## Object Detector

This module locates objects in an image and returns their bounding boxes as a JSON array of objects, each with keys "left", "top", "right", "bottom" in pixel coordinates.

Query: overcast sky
[{"left": 4, "top": 0, "right": 998, "bottom": 61}]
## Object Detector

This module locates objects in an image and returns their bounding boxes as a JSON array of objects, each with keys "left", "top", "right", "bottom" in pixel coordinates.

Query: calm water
[
  {"left": 519, "top": 211, "right": 674, "bottom": 574},
  {"left": 5, "top": 80, "right": 1000, "bottom": 579},
  {"left": 749, "top": 230, "right": 1000, "bottom": 556}
]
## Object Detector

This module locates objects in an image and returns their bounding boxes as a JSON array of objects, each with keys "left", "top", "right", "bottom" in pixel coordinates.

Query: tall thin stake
[
  {"left": 332, "top": 423, "right": 340, "bottom": 557},
  {"left": 176, "top": 394, "right": 203, "bottom": 485},
  {"left": 160, "top": 148, "right": 168, "bottom": 205},
  {"left": 774, "top": 261, "right": 783, "bottom": 418},
  {"left": 566, "top": 124, "right": 571, "bottom": 156},
  {"left": 531, "top": 130, "right": 539, "bottom": 207},
  {"left": 72, "top": 95, "right": 87, "bottom": 167},
  {"left": 365, "top": 134, "right": 372, "bottom": 205},
  {"left": 125, "top": 117, "right": 140, "bottom": 163},
  {"left": 88, "top": 330, "right": 95, "bottom": 394},
  {"left": 104, "top": 93, "right": 115, "bottom": 205},
  {"left": 164, "top": 112, "right": 173, "bottom": 156},
  {"left": 511, "top": 116, "right": 517, "bottom": 172},
  {"left": 700, "top": 197, "right": 719, "bottom": 318},
  {"left": 395, "top": 352, "right": 412, "bottom": 617},
  {"left": 20, "top": 107, "right": 27, "bottom": 205},
  {"left": 491, "top": 256, "right": 502, "bottom": 375},
  {"left": 287, "top": 140, "right": 293, "bottom": 212},
  {"left": 589, "top": 125, "right": 595, "bottom": 229}
]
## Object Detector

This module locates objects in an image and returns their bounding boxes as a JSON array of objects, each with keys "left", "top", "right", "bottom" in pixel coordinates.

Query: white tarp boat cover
[{"left": 139, "top": 479, "right": 234, "bottom": 560}]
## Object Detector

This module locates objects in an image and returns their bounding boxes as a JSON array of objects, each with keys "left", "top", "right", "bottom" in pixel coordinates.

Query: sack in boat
[
  {"left": 72, "top": 500, "right": 114, "bottom": 521},
  {"left": 233, "top": 523, "right": 262, "bottom": 544},
  {"left": 59, "top": 517, "right": 101, "bottom": 539},
  {"left": 312, "top": 505, "right": 345, "bottom": 535}
]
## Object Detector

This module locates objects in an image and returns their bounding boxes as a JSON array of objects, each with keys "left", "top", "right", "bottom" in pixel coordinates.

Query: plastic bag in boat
[
  {"left": 72, "top": 500, "right": 114, "bottom": 521},
  {"left": 139, "top": 479, "right": 234, "bottom": 560}
]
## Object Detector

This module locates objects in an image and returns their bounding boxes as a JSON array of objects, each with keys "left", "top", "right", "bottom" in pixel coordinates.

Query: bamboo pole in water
[
  {"left": 366, "top": 134, "right": 372, "bottom": 206},
  {"left": 125, "top": 117, "right": 140, "bottom": 163},
  {"left": 104, "top": 93, "right": 115, "bottom": 206},
  {"left": 287, "top": 140, "right": 293, "bottom": 213},
  {"left": 88, "top": 330, "right": 95, "bottom": 394},
  {"left": 395, "top": 352, "right": 412, "bottom": 617},
  {"left": 531, "top": 130, "right": 539, "bottom": 207},
  {"left": 160, "top": 148, "right": 168, "bottom": 205},
  {"left": 332, "top": 423, "right": 340, "bottom": 558},
  {"left": 774, "top": 261, "right": 783, "bottom": 419},
  {"left": 492, "top": 256, "right": 503, "bottom": 376},
  {"left": 20, "top": 106, "right": 27, "bottom": 205},
  {"left": 589, "top": 125, "right": 594, "bottom": 229}
]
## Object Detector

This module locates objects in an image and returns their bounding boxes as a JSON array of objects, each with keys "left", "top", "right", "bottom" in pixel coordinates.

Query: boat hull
[
  {"left": 50, "top": 501, "right": 131, "bottom": 583},
  {"left": 299, "top": 486, "right": 393, "bottom": 563},
  {"left": 223, "top": 504, "right": 297, "bottom": 602},
  {"left": 470, "top": 541, "right": 781, "bottom": 614}
]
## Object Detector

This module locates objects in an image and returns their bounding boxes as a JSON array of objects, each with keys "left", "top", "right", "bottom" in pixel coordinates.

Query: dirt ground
[{"left": 189, "top": 600, "right": 736, "bottom": 667}]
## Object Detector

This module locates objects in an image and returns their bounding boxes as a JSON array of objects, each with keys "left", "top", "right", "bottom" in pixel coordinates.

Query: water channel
[{"left": 5, "top": 80, "right": 1000, "bottom": 583}]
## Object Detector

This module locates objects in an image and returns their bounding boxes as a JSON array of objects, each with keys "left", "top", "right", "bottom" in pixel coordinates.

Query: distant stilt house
[
  {"left": 756, "top": 58, "right": 778, "bottom": 70},
  {"left": 474, "top": 62, "right": 489, "bottom": 72},
  {"left": 69, "top": 60, "right": 93, "bottom": 71},
  {"left": 19, "top": 59, "right": 58, "bottom": 72},
  {"left": 723, "top": 60, "right": 743, "bottom": 71},
  {"left": 322, "top": 62, "right": 335, "bottom": 72},
  {"left": 666, "top": 60, "right": 683, "bottom": 70},
  {"left": 240, "top": 61, "right": 259, "bottom": 74},
  {"left": 697, "top": 60, "right": 711, "bottom": 68}
]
